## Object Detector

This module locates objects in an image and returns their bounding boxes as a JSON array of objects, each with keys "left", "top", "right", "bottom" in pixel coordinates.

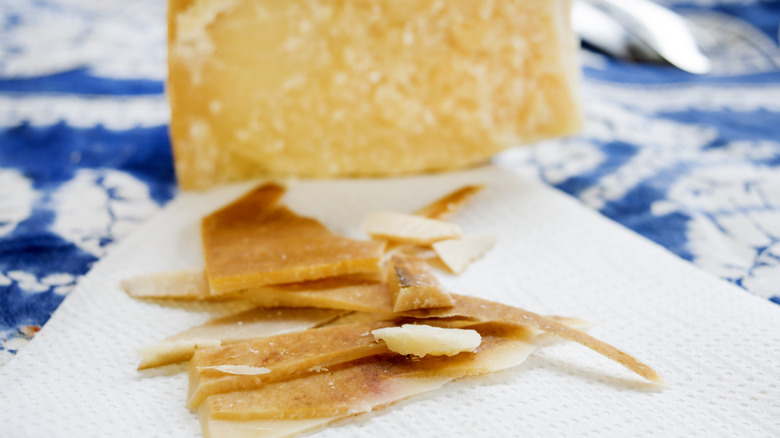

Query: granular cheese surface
[{"left": 168, "top": 0, "right": 581, "bottom": 189}]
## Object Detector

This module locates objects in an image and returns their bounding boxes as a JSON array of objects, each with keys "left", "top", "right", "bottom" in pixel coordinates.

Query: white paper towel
[{"left": 1, "top": 165, "right": 778, "bottom": 437}]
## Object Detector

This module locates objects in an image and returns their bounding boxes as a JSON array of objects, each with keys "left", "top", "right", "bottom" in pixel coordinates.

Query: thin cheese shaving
[{"left": 198, "top": 365, "right": 272, "bottom": 376}]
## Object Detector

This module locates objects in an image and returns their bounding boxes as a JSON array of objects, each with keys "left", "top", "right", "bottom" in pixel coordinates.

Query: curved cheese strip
[
  {"left": 137, "top": 307, "right": 343, "bottom": 370},
  {"left": 404, "top": 294, "right": 664, "bottom": 384},
  {"left": 122, "top": 269, "right": 211, "bottom": 300},
  {"left": 199, "top": 324, "right": 536, "bottom": 438},
  {"left": 244, "top": 275, "right": 396, "bottom": 314},
  {"left": 386, "top": 254, "right": 454, "bottom": 312},
  {"left": 414, "top": 185, "right": 485, "bottom": 220},
  {"left": 187, "top": 321, "right": 397, "bottom": 408}
]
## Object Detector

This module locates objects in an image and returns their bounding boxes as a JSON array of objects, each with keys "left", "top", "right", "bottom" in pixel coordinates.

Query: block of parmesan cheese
[{"left": 168, "top": 0, "right": 582, "bottom": 189}]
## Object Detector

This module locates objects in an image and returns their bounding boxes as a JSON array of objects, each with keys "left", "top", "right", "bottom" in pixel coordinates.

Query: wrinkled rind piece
[
  {"left": 202, "top": 184, "right": 385, "bottom": 295},
  {"left": 387, "top": 254, "right": 454, "bottom": 312}
]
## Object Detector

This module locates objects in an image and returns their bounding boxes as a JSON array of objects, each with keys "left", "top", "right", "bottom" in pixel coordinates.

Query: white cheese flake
[
  {"left": 372, "top": 324, "right": 481, "bottom": 357},
  {"left": 433, "top": 235, "right": 496, "bottom": 275},
  {"left": 364, "top": 212, "right": 462, "bottom": 245}
]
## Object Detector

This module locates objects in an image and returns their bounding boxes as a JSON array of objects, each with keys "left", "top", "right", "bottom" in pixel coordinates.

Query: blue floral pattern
[{"left": 1, "top": 0, "right": 779, "bottom": 365}]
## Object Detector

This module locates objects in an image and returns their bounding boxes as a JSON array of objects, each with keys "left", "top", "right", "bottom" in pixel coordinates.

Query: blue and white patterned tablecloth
[{"left": 1, "top": 0, "right": 779, "bottom": 366}]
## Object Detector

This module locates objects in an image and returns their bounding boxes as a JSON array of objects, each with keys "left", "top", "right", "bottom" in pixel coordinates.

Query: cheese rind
[
  {"left": 414, "top": 185, "right": 486, "bottom": 221},
  {"left": 246, "top": 277, "right": 396, "bottom": 314},
  {"left": 187, "top": 321, "right": 396, "bottom": 408},
  {"left": 137, "top": 307, "right": 342, "bottom": 370},
  {"left": 202, "top": 184, "right": 385, "bottom": 295},
  {"left": 386, "top": 254, "right": 454, "bottom": 312},
  {"left": 403, "top": 294, "right": 665, "bottom": 384},
  {"left": 200, "top": 323, "right": 536, "bottom": 433},
  {"left": 121, "top": 269, "right": 210, "bottom": 300},
  {"left": 168, "top": 0, "right": 582, "bottom": 189}
]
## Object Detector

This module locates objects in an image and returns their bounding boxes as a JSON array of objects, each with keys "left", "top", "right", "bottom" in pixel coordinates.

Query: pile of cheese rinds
[{"left": 122, "top": 184, "right": 663, "bottom": 438}]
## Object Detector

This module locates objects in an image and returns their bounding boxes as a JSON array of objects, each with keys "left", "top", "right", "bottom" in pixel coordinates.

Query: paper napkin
[{"left": 1, "top": 166, "right": 778, "bottom": 437}]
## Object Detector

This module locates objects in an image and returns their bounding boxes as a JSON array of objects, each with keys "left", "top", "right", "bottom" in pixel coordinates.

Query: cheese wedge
[
  {"left": 168, "top": 0, "right": 582, "bottom": 189},
  {"left": 137, "top": 307, "right": 343, "bottom": 369},
  {"left": 187, "top": 321, "right": 397, "bottom": 408},
  {"left": 202, "top": 184, "right": 385, "bottom": 295},
  {"left": 387, "top": 254, "right": 454, "bottom": 312},
  {"left": 199, "top": 324, "right": 536, "bottom": 438}
]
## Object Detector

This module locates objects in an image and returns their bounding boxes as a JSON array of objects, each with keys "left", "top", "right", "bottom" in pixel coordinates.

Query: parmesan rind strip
[
  {"left": 414, "top": 185, "right": 486, "bottom": 220},
  {"left": 246, "top": 280, "right": 396, "bottom": 314},
  {"left": 200, "top": 325, "right": 536, "bottom": 436},
  {"left": 387, "top": 254, "right": 454, "bottom": 312},
  {"left": 200, "top": 416, "right": 331, "bottom": 438},
  {"left": 187, "top": 321, "right": 396, "bottom": 408},
  {"left": 198, "top": 365, "right": 272, "bottom": 376},
  {"left": 137, "top": 307, "right": 342, "bottom": 370},
  {"left": 404, "top": 294, "right": 664, "bottom": 384},
  {"left": 122, "top": 269, "right": 211, "bottom": 300},
  {"left": 203, "top": 184, "right": 384, "bottom": 295}
]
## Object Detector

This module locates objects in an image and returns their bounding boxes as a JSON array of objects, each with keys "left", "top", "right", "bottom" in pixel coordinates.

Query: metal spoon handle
[{"left": 586, "top": 0, "right": 711, "bottom": 74}]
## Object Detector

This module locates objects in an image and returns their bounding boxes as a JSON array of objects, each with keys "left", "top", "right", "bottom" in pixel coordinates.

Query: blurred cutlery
[{"left": 573, "top": 0, "right": 711, "bottom": 74}]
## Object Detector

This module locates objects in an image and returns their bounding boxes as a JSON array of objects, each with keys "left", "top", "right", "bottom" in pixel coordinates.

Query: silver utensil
[{"left": 573, "top": 0, "right": 711, "bottom": 74}]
